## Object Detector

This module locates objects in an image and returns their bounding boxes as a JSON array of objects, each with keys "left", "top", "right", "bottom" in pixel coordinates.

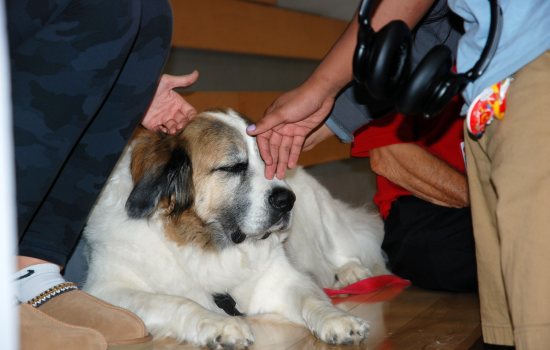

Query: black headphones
[{"left": 353, "top": 0, "right": 503, "bottom": 118}]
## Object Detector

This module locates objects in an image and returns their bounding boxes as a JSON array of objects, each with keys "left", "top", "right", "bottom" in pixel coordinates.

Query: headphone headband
[
  {"left": 358, "top": 0, "right": 374, "bottom": 26},
  {"left": 466, "top": 0, "right": 503, "bottom": 80}
]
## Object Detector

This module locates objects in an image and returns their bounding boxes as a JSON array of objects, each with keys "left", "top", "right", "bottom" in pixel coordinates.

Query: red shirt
[{"left": 351, "top": 97, "right": 466, "bottom": 219}]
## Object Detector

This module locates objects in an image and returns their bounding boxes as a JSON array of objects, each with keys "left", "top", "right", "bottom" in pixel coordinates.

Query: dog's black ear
[{"left": 126, "top": 146, "right": 193, "bottom": 219}]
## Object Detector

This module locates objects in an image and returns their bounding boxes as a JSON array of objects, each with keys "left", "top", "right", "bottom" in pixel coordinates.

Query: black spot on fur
[
  {"left": 261, "top": 232, "right": 272, "bottom": 240},
  {"left": 213, "top": 293, "right": 244, "bottom": 316}
]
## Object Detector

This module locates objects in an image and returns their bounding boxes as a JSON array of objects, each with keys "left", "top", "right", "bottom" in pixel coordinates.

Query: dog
[{"left": 83, "top": 107, "right": 390, "bottom": 349}]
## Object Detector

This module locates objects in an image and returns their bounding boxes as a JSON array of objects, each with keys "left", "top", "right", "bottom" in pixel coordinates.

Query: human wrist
[{"left": 306, "top": 68, "right": 352, "bottom": 99}]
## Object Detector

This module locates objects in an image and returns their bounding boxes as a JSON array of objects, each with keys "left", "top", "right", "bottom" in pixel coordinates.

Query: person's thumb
[
  {"left": 163, "top": 70, "right": 199, "bottom": 89},
  {"left": 246, "top": 110, "right": 285, "bottom": 135}
]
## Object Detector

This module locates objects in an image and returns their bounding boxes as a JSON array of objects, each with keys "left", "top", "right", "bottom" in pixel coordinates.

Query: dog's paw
[
  {"left": 198, "top": 316, "right": 254, "bottom": 349},
  {"left": 333, "top": 262, "right": 373, "bottom": 289},
  {"left": 311, "top": 312, "right": 369, "bottom": 345}
]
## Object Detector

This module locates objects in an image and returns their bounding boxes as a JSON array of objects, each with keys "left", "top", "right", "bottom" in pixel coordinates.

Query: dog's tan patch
[
  {"left": 130, "top": 125, "right": 176, "bottom": 186},
  {"left": 184, "top": 115, "right": 247, "bottom": 175},
  {"left": 163, "top": 205, "right": 215, "bottom": 251}
]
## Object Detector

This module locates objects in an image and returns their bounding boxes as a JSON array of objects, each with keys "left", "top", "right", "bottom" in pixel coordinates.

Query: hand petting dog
[
  {"left": 141, "top": 71, "right": 199, "bottom": 134},
  {"left": 246, "top": 79, "right": 335, "bottom": 180}
]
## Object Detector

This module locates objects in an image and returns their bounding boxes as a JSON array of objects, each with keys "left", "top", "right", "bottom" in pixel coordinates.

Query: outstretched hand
[
  {"left": 141, "top": 71, "right": 199, "bottom": 134},
  {"left": 246, "top": 82, "right": 335, "bottom": 179}
]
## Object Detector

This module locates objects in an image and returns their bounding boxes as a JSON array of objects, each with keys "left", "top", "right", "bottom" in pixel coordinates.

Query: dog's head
[{"left": 125, "top": 107, "right": 295, "bottom": 250}]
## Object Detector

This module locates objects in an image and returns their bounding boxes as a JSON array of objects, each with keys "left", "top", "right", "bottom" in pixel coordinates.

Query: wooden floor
[{"left": 152, "top": 285, "right": 481, "bottom": 350}]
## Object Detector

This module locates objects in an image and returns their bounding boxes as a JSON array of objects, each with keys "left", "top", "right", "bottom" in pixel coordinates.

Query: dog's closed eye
[{"left": 214, "top": 162, "right": 248, "bottom": 175}]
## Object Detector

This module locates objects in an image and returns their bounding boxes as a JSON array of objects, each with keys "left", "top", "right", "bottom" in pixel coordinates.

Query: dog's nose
[{"left": 268, "top": 187, "right": 296, "bottom": 213}]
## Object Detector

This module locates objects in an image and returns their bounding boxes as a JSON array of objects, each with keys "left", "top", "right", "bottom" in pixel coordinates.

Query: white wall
[{"left": 0, "top": 0, "right": 19, "bottom": 348}]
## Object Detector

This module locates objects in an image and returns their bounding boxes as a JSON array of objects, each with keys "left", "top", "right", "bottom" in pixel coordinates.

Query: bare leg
[{"left": 17, "top": 256, "right": 62, "bottom": 271}]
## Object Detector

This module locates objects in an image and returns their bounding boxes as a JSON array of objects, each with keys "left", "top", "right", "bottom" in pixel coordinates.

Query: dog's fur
[{"left": 83, "top": 108, "right": 389, "bottom": 349}]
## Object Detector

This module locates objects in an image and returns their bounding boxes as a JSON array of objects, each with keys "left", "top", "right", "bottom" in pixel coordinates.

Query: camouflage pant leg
[{"left": 10, "top": 0, "right": 173, "bottom": 267}]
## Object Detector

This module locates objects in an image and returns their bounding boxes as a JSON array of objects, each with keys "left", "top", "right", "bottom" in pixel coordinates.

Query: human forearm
[
  {"left": 306, "top": 13, "right": 359, "bottom": 97},
  {"left": 308, "top": 0, "right": 436, "bottom": 98},
  {"left": 248, "top": 0, "right": 436, "bottom": 179},
  {"left": 370, "top": 143, "right": 469, "bottom": 208}
]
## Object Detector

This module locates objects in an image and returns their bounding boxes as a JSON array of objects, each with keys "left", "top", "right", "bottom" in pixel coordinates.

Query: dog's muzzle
[
  {"left": 230, "top": 188, "right": 295, "bottom": 245},
  {"left": 268, "top": 187, "right": 296, "bottom": 213}
]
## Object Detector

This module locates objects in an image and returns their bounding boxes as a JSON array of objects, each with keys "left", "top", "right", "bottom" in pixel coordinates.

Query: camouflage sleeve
[{"left": 9, "top": 0, "right": 173, "bottom": 267}]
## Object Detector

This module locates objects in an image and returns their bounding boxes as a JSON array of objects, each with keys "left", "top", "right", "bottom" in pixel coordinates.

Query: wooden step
[
  {"left": 170, "top": 0, "right": 348, "bottom": 60},
  {"left": 239, "top": 0, "right": 277, "bottom": 5}
]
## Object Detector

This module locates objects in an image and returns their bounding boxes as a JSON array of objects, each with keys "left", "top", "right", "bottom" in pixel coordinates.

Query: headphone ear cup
[
  {"left": 364, "top": 20, "right": 411, "bottom": 100},
  {"left": 423, "top": 73, "right": 469, "bottom": 118},
  {"left": 395, "top": 45, "right": 454, "bottom": 115},
  {"left": 353, "top": 25, "right": 374, "bottom": 86}
]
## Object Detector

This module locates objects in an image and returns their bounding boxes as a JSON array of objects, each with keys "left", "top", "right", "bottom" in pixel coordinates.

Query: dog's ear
[{"left": 126, "top": 140, "right": 194, "bottom": 219}]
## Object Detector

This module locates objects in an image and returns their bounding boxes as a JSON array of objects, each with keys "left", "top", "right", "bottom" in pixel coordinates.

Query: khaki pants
[{"left": 465, "top": 49, "right": 550, "bottom": 349}]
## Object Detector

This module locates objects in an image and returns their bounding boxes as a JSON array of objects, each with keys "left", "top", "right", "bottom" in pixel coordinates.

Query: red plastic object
[{"left": 323, "top": 275, "right": 411, "bottom": 297}]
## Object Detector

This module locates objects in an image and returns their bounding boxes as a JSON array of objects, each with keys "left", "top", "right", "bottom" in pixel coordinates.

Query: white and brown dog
[{"left": 83, "top": 108, "right": 389, "bottom": 349}]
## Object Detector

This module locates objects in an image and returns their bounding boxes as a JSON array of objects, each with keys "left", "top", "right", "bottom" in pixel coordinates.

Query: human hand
[
  {"left": 303, "top": 124, "right": 335, "bottom": 152},
  {"left": 246, "top": 82, "right": 335, "bottom": 179},
  {"left": 141, "top": 71, "right": 199, "bottom": 134}
]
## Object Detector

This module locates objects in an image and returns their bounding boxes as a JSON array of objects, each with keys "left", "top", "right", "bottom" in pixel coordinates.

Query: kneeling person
[{"left": 351, "top": 96, "right": 477, "bottom": 293}]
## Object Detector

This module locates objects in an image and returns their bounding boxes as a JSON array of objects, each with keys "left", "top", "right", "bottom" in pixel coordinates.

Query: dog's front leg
[
  {"left": 90, "top": 287, "right": 254, "bottom": 349},
  {"left": 245, "top": 262, "right": 369, "bottom": 345},
  {"left": 299, "top": 287, "right": 369, "bottom": 345}
]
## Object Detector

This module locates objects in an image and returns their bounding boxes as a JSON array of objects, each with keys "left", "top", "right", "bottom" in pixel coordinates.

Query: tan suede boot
[
  {"left": 20, "top": 303, "right": 107, "bottom": 350},
  {"left": 31, "top": 287, "right": 153, "bottom": 350}
]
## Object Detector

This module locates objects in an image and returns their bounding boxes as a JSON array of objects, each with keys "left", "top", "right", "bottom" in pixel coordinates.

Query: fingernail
[{"left": 247, "top": 124, "right": 256, "bottom": 132}]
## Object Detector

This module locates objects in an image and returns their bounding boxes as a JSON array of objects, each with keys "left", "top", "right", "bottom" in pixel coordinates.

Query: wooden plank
[
  {"left": 179, "top": 91, "right": 240, "bottom": 114},
  {"left": 170, "top": 0, "right": 348, "bottom": 60},
  {"left": 245, "top": 317, "right": 311, "bottom": 350},
  {"left": 179, "top": 91, "right": 351, "bottom": 166},
  {"left": 288, "top": 286, "right": 445, "bottom": 350},
  {"left": 239, "top": 0, "right": 277, "bottom": 5},
  {"left": 299, "top": 136, "right": 351, "bottom": 168},
  {"left": 235, "top": 91, "right": 284, "bottom": 119},
  {"left": 464, "top": 333, "right": 484, "bottom": 350},
  {"left": 377, "top": 293, "right": 481, "bottom": 350},
  {"left": 331, "top": 288, "right": 390, "bottom": 312},
  {"left": 456, "top": 325, "right": 483, "bottom": 350}
]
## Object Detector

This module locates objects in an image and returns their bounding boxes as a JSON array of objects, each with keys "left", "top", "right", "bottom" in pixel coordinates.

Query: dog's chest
[{"left": 158, "top": 234, "right": 284, "bottom": 292}]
